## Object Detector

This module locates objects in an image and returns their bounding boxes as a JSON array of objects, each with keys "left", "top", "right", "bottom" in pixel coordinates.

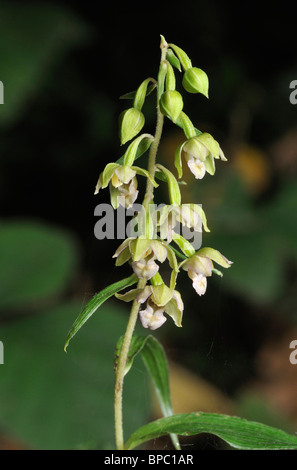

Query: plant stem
[
  {"left": 114, "top": 278, "right": 146, "bottom": 450},
  {"left": 114, "top": 38, "right": 168, "bottom": 451}
]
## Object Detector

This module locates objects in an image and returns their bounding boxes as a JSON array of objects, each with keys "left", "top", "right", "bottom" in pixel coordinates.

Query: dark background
[{"left": 1, "top": 0, "right": 297, "bottom": 450}]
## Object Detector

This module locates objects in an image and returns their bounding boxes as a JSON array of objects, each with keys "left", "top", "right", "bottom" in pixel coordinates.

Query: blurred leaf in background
[
  {"left": 0, "top": 300, "right": 149, "bottom": 450},
  {"left": 0, "top": 1, "right": 89, "bottom": 126}
]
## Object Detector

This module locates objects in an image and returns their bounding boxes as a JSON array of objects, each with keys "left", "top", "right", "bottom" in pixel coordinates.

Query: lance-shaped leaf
[
  {"left": 156, "top": 164, "right": 181, "bottom": 205},
  {"left": 166, "top": 48, "right": 181, "bottom": 72},
  {"left": 125, "top": 412, "right": 297, "bottom": 450},
  {"left": 123, "top": 133, "right": 154, "bottom": 167},
  {"left": 120, "top": 83, "right": 156, "bottom": 101},
  {"left": 169, "top": 43, "right": 192, "bottom": 71},
  {"left": 133, "top": 78, "right": 157, "bottom": 110},
  {"left": 172, "top": 232, "right": 195, "bottom": 257},
  {"left": 64, "top": 274, "right": 138, "bottom": 351},
  {"left": 114, "top": 334, "right": 180, "bottom": 450},
  {"left": 116, "top": 136, "right": 153, "bottom": 166},
  {"left": 131, "top": 166, "right": 158, "bottom": 188}
]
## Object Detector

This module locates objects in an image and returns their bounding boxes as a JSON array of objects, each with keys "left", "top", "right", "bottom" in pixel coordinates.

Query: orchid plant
[{"left": 64, "top": 36, "right": 297, "bottom": 451}]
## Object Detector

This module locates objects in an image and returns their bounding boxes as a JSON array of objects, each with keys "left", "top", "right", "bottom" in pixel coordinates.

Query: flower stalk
[
  {"left": 114, "top": 39, "right": 168, "bottom": 449},
  {"left": 93, "top": 35, "right": 233, "bottom": 450}
]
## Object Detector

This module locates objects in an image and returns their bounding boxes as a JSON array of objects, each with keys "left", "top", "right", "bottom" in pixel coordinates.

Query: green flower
[
  {"left": 175, "top": 132, "right": 227, "bottom": 180},
  {"left": 116, "top": 283, "right": 184, "bottom": 330},
  {"left": 180, "top": 247, "right": 233, "bottom": 296}
]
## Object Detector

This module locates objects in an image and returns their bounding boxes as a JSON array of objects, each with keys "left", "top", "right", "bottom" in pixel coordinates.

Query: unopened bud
[
  {"left": 182, "top": 67, "right": 209, "bottom": 97},
  {"left": 119, "top": 108, "right": 145, "bottom": 145},
  {"left": 160, "top": 90, "right": 183, "bottom": 123}
]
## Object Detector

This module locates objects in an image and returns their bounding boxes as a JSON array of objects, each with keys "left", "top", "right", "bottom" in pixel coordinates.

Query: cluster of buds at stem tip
[{"left": 93, "top": 35, "right": 233, "bottom": 331}]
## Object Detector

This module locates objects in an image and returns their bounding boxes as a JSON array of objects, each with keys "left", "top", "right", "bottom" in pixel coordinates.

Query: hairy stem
[{"left": 114, "top": 38, "right": 168, "bottom": 451}]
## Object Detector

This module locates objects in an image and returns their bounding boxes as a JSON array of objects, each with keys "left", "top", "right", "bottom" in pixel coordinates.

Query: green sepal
[
  {"left": 174, "top": 141, "right": 185, "bottom": 179},
  {"left": 196, "top": 247, "right": 233, "bottom": 268},
  {"left": 130, "top": 237, "right": 152, "bottom": 262},
  {"left": 115, "top": 246, "right": 131, "bottom": 266},
  {"left": 156, "top": 164, "right": 181, "bottom": 205},
  {"left": 114, "top": 288, "right": 143, "bottom": 302},
  {"left": 100, "top": 162, "right": 120, "bottom": 189},
  {"left": 169, "top": 43, "right": 192, "bottom": 71},
  {"left": 204, "top": 153, "right": 216, "bottom": 175},
  {"left": 109, "top": 184, "right": 119, "bottom": 209},
  {"left": 197, "top": 132, "right": 220, "bottom": 158},
  {"left": 151, "top": 284, "right": 173, "bottom": 307},
  {"left": 164, "top": 293, "right": 183, "bottom": 327}
]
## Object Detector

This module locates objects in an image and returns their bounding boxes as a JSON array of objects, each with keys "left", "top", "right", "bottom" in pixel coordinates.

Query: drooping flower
[
  {"left": 175, "top": 132, "right": 227, "bottom": 180},
  {"left": 112, "top": 237, "right": 178, "bottom": 281},
  {"left": 139, "top": 301, "right": 167, "bottom": 330},
  {"left": 158, "top": 203, "right": 209, "bottom": 242},
  {"left": 180, "top": 247, "right": 233, "bottom": 296},
  {"left": 115, "top": 283, "right": 184, "bottom": 330},
  {"left": 94, "top": 162, "right": 157, "bottom": 209}
]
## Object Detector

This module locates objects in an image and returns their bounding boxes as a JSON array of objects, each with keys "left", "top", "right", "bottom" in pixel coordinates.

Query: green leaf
[
  {"left": 172, "top": 233, "right": 195, "bottom": 257},
  {"left": 169, "top": 44, "right": 192, "bottom": 71},
  {"left": 125, "top": 412, "right": 297, "bottom": 450},
  {"left": 120, "top": 83, "right": 156, "bottom": 101},
  {"left": 114, "top": 335, "right": 146, "bottom": 375},
  {"left": 156, "top": 164, "right": 181, "bottom": 205},
  {"left": 115, "top": 335, "right": 180, "bottom": 450},
  {"left": 116, "top": 137, "right": 153, "bottom": 166},
  {"left": 132, "top": 166, "right": 158, "bottom": 188},
  {"left": 166, "top": 49, "right": 181, "bottom": 71},
  {"left": 64, "top": 274, "right": 138, "bottom": 351},
  {"left": 133, "top": 78, "right": 156, "bottom": 111}
]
